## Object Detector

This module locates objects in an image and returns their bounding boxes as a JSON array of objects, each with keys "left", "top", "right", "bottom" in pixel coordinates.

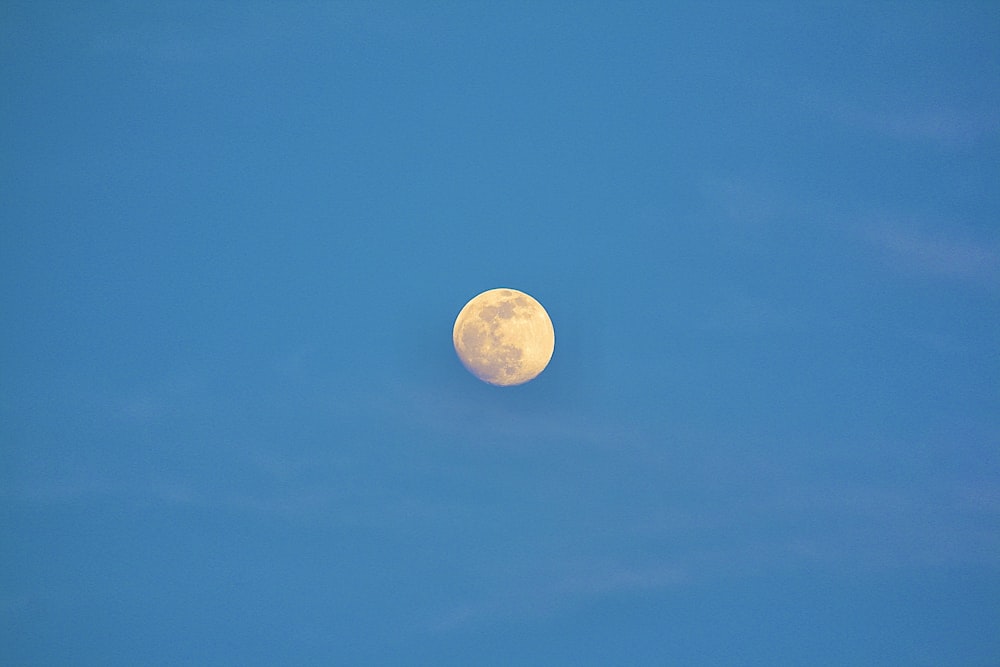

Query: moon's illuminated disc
[{"left": 453, "top": 288, "right": 555, "bottom": 386}]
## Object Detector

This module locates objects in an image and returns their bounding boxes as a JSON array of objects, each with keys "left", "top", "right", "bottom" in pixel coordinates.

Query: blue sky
[{"left": 2, "top": 2, "right": 998, "bottom": 664}]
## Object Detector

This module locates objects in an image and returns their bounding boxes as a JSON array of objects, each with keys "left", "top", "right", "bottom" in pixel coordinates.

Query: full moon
[{"left": 453, "top": 288, "right": 555, "bottom": 386}]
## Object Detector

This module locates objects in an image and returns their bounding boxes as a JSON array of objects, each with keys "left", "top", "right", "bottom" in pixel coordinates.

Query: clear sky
[{"left": 2, "top": 2, "right": 999, "bottom": 665}]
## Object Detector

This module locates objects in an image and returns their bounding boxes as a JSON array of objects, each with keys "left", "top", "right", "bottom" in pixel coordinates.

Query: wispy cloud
[
  {"left": 865, "top": 221, "right": 1000, "bottom": 285},
  {"left": 10, "top": 361, "right": 997, "bottom": 636},
  {"left": 700, "top": 169, "right": 1000, "bottom": 293},
  {"left": 423, "top": 466, "right": 1000, "bottom": 631},
  {"left": 425, "top": 558, "right": 689, "bottom": 633},
  {"left": 851, "top": 106, "right": 998, "bottom": 150},
  {"left": 409, "top": 406, "right": 1000, "bottom": 630},
  {"left": 803, "top": 81, "right": 1000, "bottom": 151}
]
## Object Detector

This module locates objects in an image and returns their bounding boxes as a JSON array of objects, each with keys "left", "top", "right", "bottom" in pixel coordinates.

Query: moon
[{"left": 453, "top": 288, "right": 555, "bottom": 386}]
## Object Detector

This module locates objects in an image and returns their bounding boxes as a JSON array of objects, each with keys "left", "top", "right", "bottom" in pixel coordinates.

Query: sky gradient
[{"left": 2, "top": 2, "right": 999, "bottom": 665}]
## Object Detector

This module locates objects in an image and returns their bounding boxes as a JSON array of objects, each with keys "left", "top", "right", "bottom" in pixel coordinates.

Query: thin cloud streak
[
  {"left": 8, "top": 378, "right": 997, "bottom": 637},
  {"left": 866, "top": 223, "right": 1000, "bottom": 284},
  {"left": 846, "top": 105, "right": 999, "bottom": 151}
]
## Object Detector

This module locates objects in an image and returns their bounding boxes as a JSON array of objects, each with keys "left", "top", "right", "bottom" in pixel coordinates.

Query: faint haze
[{"left": 2, "top": 2, "right": 998, "bottom": 665}]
